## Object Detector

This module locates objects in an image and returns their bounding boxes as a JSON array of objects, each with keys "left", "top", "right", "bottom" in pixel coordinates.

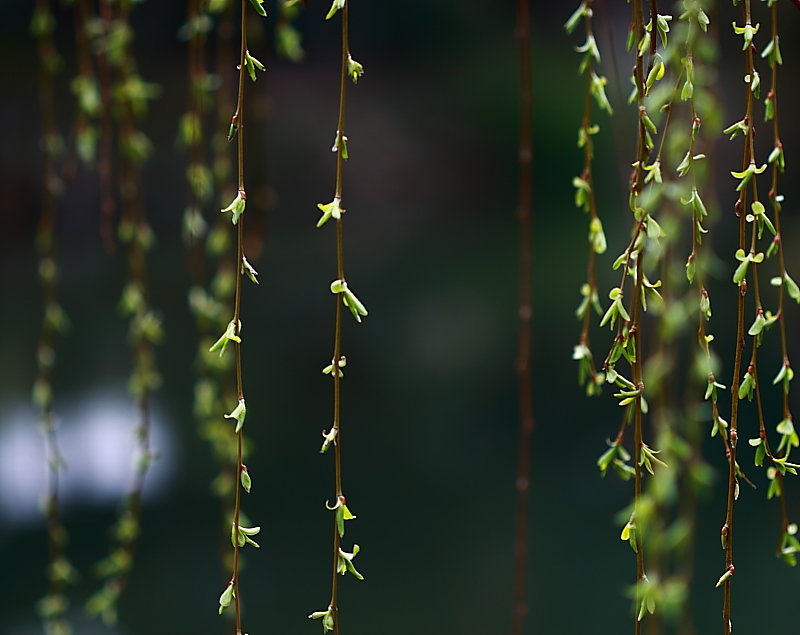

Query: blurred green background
[{"left": 2, "top": 1, "right": 800, "bottom": 633}]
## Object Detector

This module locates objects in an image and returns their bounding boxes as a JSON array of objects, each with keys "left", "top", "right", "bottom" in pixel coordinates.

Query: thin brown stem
[
  {"left": 83, "top": 1, "right": 160, "bottom": 623},
  {"left": 723, "top": 3, "right": 756, "bottom": 631},
  {"left": 231, "top": 2, "right": 248, "bottom": 632},
  {"left": 511, "top": 0, "right": 534, "bottom": 633},
  {"left": 206, "top": 0, "right": 241, "bottom": 604},
  {"left": 232, "top": 409, "right": 244, "bottom": 635},
  {"left": 327, "top": 6, "right": 353, "bottom": 634},
  {"left": 632, "top": 251, "right": 645, "bottom": 635}
]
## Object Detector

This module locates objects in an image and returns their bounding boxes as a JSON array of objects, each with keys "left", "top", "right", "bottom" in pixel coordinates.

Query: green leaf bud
[
  {"left": 241, "top": 464, "right": 252, "bottom": 493},
  {"left": 248, "top": 0, "right": 267, "bottom": 17},
  {"left": 221, "top": 191, "right": 246, "bottom": 224},
  {"left": 309, "top": 606, "right": 335, "bottom": 632},
  {"left": 218, "top": 581, "right": 234, "bottom": 614},
  {"left": 224, "top": 398, "right": 247, "bottom": 433},
  {"left": 317, "top": 198, "right": 343, "bottom": 227},
  {"left": 242, "top": 255, "right": 259, "bottom": 284},
  {"left": 347, "top": 55, "right": 364, "bottom": 83},
  {"left": 326, "top": 0, "right": 346, "bottom": 20}
]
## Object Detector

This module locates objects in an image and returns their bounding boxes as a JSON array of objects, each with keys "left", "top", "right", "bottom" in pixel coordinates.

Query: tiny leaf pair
[{"left": 330, "top": 279, "right": 368, "bottom": 322}]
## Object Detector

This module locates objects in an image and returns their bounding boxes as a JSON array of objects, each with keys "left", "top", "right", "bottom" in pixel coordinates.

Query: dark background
[{"left": 2, "top": 1, "right": 800, "bottom": 633}]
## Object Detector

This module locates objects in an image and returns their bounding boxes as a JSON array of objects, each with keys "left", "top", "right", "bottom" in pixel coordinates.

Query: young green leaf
[
  {"left": 732, "top": 21, "right": 759, "bottom": 50},
  {"left": 715, "top": 566, "right": 734, "bottom": 588},
  {"left": 209, "top": 319, "right": 241, "bottom": 357},
  {"left": 621, "top": 514, "right": 637, "bottom": 552},
  {"left": 244, "top": 50, "right": 266, "bottom": 82},
  {"left": 317, "top": 198, "right": 343, "bottom": 227},
  {"left": 242, "top": 255, "right": 259, "bottom": 284},
  {"left": 748, "top": 312, "right": 766, "bottom": 336},
  {"left": 241, "top": 465, "right": 252, "bottom": 493},
  {"left": 347, "top": 55, "right": 364, "bottom": 83},
  {"left": 230, "top": 522, "right": 261, "bottom": 548},
  {"left": 221, "top": 191, "right": 246, "bottom": 224},
  {"left": 224, "top": 398, "right": 247, "bottom": 433},
  {"left": 337, "top": 545, "right": 364, "bottom": 579},
  {"left": 248, "top": 0, "right": 267, "bottom": 17},
  {"left": 326, "top": 0, "right": 346, "bottom": 20},
  {"left": 309, "top": 606, "right": 335, "bottom": 632},
  {"left": 738, "top": 372, "right": 755, "bottom": 401},
  {"left": 331, "top": 279, "right": 368, "bottom": 322},
  {"left": 326, "top": 496, "right": 356, "bottom": 538},
  {"left": 589, "top": 217, "right": 607, "bottom": 254},
  {"left": 218, "top": 582, "right": 234, "bottom": 615},
  {"left": 563, "top": 3, "right": 587, "bottom": 34},
  {"left": 320, "top": 427, "right": 338, "bottom": 453},
  {"left": 322, "top": 356, "right": 347, "bottom": 378}
]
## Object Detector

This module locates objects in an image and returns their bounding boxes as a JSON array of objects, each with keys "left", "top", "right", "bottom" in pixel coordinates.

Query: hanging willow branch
[
  {"left": 214, "top": 1, "right": 266, "bottom": 631},
  {"left": 83, "top": 0, "right": 162, "bottom": 624},
  {"left": 32, "top": 2, "right": 79, "bottom": 633},
  {"left": 309, "top": 1, "right": 367, "bottom": 633}
]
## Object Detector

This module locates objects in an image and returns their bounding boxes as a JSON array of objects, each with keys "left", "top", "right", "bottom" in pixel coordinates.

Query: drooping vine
[
  {"left": 20, "top": 2, "right": 800, "bottom": 633},
  {"left": 759, "top": 0, "right": 799, "bottom": 568},
  {"left": 32, "top": 3, "right": 79, "bottom": 634},
  {"left": 213, "top": 1, "right": 267, "bottom": 632},
  {"left": 648, "top": 5, "right": 719, "bottom": 631},
  {"left": 716, "top": 5, "right": 761, "bottom": 630},
  {"left": 569, "top": 0, "right": 800, "bottom": 632},
  {"left": 64, "top": 0, "right": 101, "bottom": 189},
  {"left": 85, "top": 0, "right": 162, "bottom": 624},
  {"left": 308, "top": 1, "right": 367, "bottom": 633},
  {"left": 181, "top": 0, "right": 247, "bottom": 591},
  {"left": 570, "top": 0, "right": 694, "bottom": 629},
  {"left": 180, "top": 0, "right": 242, "bottom": 581},
  {"left": 718, "top": 1, "right": 800, "bottom": 630},
  {"left": 566, "top": 0, "right": 610, "bottom": 399}
]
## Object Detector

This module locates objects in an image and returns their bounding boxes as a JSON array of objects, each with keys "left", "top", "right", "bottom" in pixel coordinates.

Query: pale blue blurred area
[{"left": 0, "top": 392, "right": 176, "bottom": 528}]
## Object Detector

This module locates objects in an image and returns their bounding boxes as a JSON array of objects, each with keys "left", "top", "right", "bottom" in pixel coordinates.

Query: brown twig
[{"left": 510, "top": 0, "right": 535, "bottom": 633}]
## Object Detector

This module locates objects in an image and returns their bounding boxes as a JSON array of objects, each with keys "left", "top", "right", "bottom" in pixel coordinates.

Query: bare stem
[{"left": 511, "top": 1, "right": 535, "bottom": 634}]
